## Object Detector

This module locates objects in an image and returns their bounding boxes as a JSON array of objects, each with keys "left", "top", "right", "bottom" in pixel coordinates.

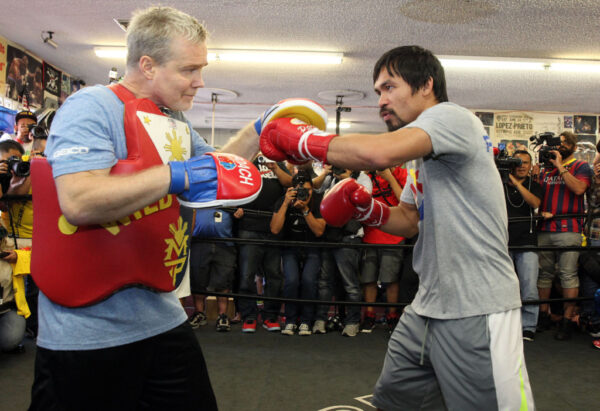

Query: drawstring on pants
[{"left": 420, "top": 318, "right": 430, "bottom": 366}]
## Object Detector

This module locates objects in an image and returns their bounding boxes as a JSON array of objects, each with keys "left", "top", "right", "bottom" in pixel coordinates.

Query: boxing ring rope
[
  {"left": 2, "top": 195, "right": 596, "bottom": 308},
  {"left": 192, "top": 208, "right": 598, "bottom": 308}
]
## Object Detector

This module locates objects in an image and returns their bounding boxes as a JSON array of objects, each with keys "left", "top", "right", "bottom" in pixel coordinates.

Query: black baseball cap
[{"left": 15, "top": 110, "right": 37, "bottom": 123}]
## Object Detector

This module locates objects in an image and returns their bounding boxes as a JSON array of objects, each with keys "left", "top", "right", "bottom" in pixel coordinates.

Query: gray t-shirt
[{"left": 400, "top": 102, "right": 521, "bottom": 319}]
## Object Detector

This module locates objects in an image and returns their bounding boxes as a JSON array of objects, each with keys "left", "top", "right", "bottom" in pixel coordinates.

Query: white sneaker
[
  {"left": 342, "top": 323, "right": 360, "bottom": 337},
  {"left": 312, "top": 320, "right": 326, "bottom": 334},
  {"left": 281, "top": 323, "right": 297, "bottom": 336},
  {"left": 298, "top": 323, "right": 312, "bottom": 336}
]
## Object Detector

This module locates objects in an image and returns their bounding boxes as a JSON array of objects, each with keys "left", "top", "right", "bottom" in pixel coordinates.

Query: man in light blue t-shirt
[
  {"left": 260, "top": 46, "right": 535, "bottom": 410},
  {"left": 29, "top": 7, "right": 264, "bottom": 411}
]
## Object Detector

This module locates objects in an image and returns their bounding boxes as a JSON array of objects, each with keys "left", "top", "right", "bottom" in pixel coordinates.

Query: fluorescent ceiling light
[
  {"left": 547, "top": 63, "right": 600, "bottom": 73},
  {"left": 439, "top": 56, "right": 600, "bottom": 72},
  {"left": 94, "top": 47, "right": 127, "bottom": 59},
  {"left": 327, "top": 121, "right": 351, "bottom": 129},
  {"left": 439, "top": 58, "right": 546, "bottom": 71},
  {"left": 94, "top": 47, "right": 343, "bottom": 64},
  {"left": 208, "top": 49, "right": 343, "bottom": 64}
]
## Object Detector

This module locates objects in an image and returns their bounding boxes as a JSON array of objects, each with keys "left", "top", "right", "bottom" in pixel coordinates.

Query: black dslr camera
[
  {"left": 530, "top": 132, "right": 561, "bottom": 167},
  {"left": 0, "top": 156, "right": 30, "bottom": 194},
  {"left": 27, "top": 123, "right": 48, "bottom": 140},
  {"left": 494, "top": 145, "right": 522, "bottom": 183},
  {"left": 294, "top": 186, "right": 310, "bottom": 201},
  {"left": 291, "top": 170, "right": 311, "bottom": 201}
]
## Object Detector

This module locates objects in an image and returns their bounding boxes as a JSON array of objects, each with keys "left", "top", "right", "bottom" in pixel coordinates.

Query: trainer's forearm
[
  {"left": 55, "top": 165, "right": 171, "bottom": 226},
  {"left": 220, "top": 123, "right": 260, "bottom": 160}
]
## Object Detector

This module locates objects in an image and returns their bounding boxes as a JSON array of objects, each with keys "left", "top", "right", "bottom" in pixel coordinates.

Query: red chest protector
[{"left": 31, "top": 84, "right": 192, "bottom": 307}]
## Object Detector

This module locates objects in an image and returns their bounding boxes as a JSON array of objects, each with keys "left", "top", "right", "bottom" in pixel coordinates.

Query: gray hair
[{"left": 126, "top": 6, "right": 207, "bottom": 68}]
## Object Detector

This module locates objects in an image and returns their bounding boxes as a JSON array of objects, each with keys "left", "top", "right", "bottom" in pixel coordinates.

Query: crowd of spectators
[
  {"left": 187, "top": 132, "right": 600, "bottom": 349},
  {"left": 0, "top": 109, "right": 48, "bottom": 354},
  {"left": 1, "top": 109, "right": 600, "bottom": 356}
]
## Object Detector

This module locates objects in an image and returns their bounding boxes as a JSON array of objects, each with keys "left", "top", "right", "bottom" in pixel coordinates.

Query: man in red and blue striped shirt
[{"left": 537, "top": 131, "right": 592, "bottom": 340}]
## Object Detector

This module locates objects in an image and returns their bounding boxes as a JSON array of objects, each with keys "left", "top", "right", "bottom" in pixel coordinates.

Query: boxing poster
[
  {"left": 43, "top": 91, "right": 59, "bottom": 110},
  {"left": 5, "top": 45, "right": 43, "bottom": 107},
  {"left": 475, "top": 111, "right": 494, "bottom": 126},
  {"left": 574, "top": 115, "right": 597, "bottom": 134},
  {"left": 60, "top": 72, "right": 71, "bottom": 105},
  {"left": 0, "top": 36, "right": 7, "bottom": 94},
  {"left": 564, "top": 116, "right": 573, "bottom": 129},
  {"left": 494, "top": 112, "right": 534, "bottom": 140},
  {"left": 43, "top": 62, "right": 61, "bottom": 97}
]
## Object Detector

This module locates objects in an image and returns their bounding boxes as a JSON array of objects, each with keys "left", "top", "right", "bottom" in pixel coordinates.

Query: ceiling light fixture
[
  {"left": 94, "top": 47, "right": 343, "bottom": 64},
  {"left": 94, "top": 47, "right": 127, "bottom": 59},
  {"left": 208, "top": 49, "right": 343, "bottom": 64},
  {"left": 547, "top": 63, "right": 600, "bottom": 73},
  {"left": 439, "top": 56, "right": 600, "bottom": 72},
  {"left": 439, "top": 57, "right": 546, "bottom": 71}
]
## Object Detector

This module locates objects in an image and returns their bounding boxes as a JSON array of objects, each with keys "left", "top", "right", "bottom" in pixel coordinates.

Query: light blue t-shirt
[
  {"left": 400, "top": 102, "right": 521, "bottom": 320},
  {"left": 38, "top": 85, "right": 213, "bottom": 350}
]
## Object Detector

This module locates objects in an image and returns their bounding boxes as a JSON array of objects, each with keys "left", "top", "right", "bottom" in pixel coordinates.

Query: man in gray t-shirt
[{"left": 260, "top": 45, "right": 534, "bottom": 410}]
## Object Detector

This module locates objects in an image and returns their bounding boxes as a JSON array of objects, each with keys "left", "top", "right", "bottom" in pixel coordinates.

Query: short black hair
[
  {"left": 0, "top": 140, "right": 24, "bottom": 155},
  {"left": 292, "top": 170, "right": 312, "bottom": 187},
  {"left": 513, "top": 150, "right": 532, "bottom": 161},
  {"left": 373, "top": 45, "right": 448, "bottom": 103}
]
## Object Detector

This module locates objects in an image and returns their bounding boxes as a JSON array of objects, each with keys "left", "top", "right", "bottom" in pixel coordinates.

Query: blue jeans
[
  {"left": 237, "top": 230, "right": 283, "bottom": 321},
  {"left": 0, "top": 308, "right": 25, "bottom": 351},
  {"left": 316, "top": 246, "right": 362, "bottom": 324},
  {"left": 581, "top": 240, "right": 600, "bottom": 325},
  {"left": 510, "top": 251, "right": 539, "bottom": 332},
  {"left": 282, "top": 247, "right": 320, "bottom": 324}
]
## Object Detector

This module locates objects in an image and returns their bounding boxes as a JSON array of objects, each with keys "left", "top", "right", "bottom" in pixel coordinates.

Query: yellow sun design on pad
[{"left": 164, "top": 130, "right": 187, "bottom": 161}]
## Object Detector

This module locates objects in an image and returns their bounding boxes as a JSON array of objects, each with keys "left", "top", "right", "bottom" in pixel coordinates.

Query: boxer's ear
[{"left": 139, "top": 56, "right": 156, "bottom": 79}]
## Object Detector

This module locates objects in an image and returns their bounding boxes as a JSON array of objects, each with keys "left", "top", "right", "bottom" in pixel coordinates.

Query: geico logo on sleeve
[{"left": 53, "top": 146, "right": 90, "bottom": 158}]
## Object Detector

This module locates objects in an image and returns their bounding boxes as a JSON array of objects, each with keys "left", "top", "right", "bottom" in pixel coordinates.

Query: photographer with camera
[
  {"left": 0, "top": 140, "right": 32, "bottom": 240},
  {"left": 0, "top": 139, "right": 35, "bottom": 345},
  {"left": 504, "top": 150, "right": 543, "bottom": 342},
  {"left": 537, "top": 131, "right": 592, "bottom": 340},
  {"left": 271, "top": 170, "right": 326, "bottom": 335},
  {"left": 11, "top": 110, "right": 37, "bottom": 155}
]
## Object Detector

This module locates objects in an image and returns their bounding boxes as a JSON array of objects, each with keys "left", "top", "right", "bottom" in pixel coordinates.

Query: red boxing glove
[
  {"left": 260, "top": 117, "right": 336, "bottom": 165},
  {"left": 320, "top": 179, "right": 390, "bottom": 227}
]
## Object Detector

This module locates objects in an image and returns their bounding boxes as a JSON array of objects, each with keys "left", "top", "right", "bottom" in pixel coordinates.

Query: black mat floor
[{"left": 1, "top": 323, "right": 598, "bottom": 410}]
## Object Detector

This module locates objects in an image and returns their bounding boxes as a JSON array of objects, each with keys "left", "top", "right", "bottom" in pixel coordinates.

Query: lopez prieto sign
[{"left": 495, "top": 112, "right": 534, "bottom": 139}]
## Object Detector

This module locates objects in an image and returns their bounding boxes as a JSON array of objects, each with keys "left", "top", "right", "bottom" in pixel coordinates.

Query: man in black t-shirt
[
  {"left": 234, "top": 156, "right": 286, "bottom": 333},
  {"left": 271, "top": 171, "right": 326, "bottom": 336},
  {"left": 504, "top": 150, "right": 543, "bottom": 342}
]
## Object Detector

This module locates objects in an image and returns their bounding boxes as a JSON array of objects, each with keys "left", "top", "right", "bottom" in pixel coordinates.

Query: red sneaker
[
  {"left": 262, "top": 319, "right": 281, "bottom": 332},
  {"left": 593, "top": 339, "right": 600, "bottom": 350},
  {"left": 242, "top": 319, "right": 257, "bottom": 333}
]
